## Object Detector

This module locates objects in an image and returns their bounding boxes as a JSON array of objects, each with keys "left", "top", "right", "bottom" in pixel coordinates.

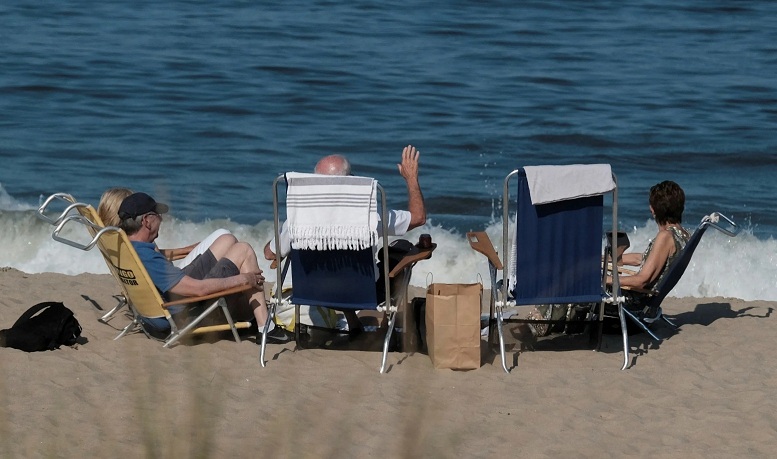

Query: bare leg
[
  {"left": 206, "top": 233, "right": 239, "bottom": 259},
  {"left": 221, "top": 241, "right": 270, "bottom": 327}
]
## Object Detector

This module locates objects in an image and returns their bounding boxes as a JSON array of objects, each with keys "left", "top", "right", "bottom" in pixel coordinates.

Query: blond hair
[{"left": 98, "top": 187, "right": 134, "bottom": 227}]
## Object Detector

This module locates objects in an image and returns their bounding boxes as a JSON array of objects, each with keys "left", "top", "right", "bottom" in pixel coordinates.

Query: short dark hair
[{"left": 649, "top": 181, "right": 685, "bottom": 225}]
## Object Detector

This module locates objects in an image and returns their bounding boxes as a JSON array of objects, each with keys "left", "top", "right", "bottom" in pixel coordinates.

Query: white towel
[
  {"left": 523, "top": 164, "right": 615, "bottom": 205},
  {"left": 286, "top": 172, "right": 378, "bottom": 251}
]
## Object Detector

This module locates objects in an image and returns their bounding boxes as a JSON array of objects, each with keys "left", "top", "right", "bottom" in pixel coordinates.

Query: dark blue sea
[{"left": 2, "top": 1, "right": 776, "bottom": 300}]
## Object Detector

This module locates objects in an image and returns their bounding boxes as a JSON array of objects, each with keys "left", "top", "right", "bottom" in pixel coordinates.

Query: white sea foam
[
  {"left": 2, "top": 206, "right": 774, "bottom": 301},
  {"left": 0, "top": 183, "right": 37, "bottom": 212},
  {"left": 402, "top": 220, "right": 775, "bottom": 302}
]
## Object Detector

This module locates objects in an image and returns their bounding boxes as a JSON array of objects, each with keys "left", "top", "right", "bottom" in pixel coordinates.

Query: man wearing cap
[{"left": 118, "top": 192, "right": 292, "bottom": 343}]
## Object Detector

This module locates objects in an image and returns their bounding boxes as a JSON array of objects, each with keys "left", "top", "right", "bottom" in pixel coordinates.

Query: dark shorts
[{"left": 183, "top": 250, "right": 241, "bottom": 280}]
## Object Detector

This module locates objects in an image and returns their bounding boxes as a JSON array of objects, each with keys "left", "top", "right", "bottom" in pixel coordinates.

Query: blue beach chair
[
  {"left": 613, "top": 211, "right": 739, "bottom": 367},
  {"left": 468, "top": 164, "right": 622, "bottom": 373},
  {"left": 260, "top": 173, "right": 433, "bottom": 373}
]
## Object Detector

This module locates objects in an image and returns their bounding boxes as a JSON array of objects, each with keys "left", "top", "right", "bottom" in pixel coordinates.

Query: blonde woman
[{"left": 97, "top": 187, "right": 134, "bottom": 227}]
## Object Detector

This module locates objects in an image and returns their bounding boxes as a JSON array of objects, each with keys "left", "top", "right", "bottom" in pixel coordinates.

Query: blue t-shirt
[{"left": 131, "top": 241, "right": 185, "bottom": 297}]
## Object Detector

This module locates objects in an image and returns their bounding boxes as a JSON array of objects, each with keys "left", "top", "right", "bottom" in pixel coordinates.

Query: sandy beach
[{"left": 1, "top": 267, "right": 776, "bottom": 458}]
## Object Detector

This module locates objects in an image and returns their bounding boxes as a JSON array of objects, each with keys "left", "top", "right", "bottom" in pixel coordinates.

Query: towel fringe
[{"left": 289, "top": 225, "right": 378, "bottom": 251}]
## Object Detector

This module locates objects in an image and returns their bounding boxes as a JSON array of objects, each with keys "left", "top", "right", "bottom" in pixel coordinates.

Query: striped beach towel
[{"left": 286, "top": 172, "right": 378, "bottom": 251}]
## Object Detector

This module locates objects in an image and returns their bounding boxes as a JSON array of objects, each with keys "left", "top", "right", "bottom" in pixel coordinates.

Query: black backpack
[{"left": 0, "top": 302, "right": 82, "bottom": 352}]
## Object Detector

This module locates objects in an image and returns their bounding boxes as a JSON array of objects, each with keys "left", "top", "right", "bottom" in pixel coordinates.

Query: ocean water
[{"left": 1, "top": 1, "right": 776, "bottom": 301}]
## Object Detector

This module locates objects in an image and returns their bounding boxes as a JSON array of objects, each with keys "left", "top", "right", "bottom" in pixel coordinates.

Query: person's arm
[
  {"left": 618, "top": 231, "right": 674, "bottom": 289},
  {"left": 620, "top": 252, "right": 643, "bottom": 266},
  {"left": 169, "top": 271, "right": 262, "bottom": 298},
  {"left": 397, "top": 145, "right": 426, "bottom": 231},
  {"left": 263, "top": 241, "right": 276, "bottom": 261},
  {"left": 264, "top": 220, "right": 291, "bottom": 261}
]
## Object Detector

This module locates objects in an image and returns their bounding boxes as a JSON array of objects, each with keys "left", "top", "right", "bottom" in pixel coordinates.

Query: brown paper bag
[{"left": 425, "top": 283, "right": 482, "bottom": 370}]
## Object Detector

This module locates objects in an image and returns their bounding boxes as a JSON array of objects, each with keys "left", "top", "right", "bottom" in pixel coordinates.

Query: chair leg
[
  {"left": 259, "top": 304, "right": 275, "bottom": 368},
  {"left": 294, "top": 304, "right": 300, "bottom": 349},
  {"left": 112, "top": 297, "right": 142, "bottom": 341},
  {"left": 380, "top": 309, "right": 398, "bottom": 373},
  {"left": 622, "top": 308, "right": 661, "bottom": 341},
  {"left": 99, "top": 294, "right": 128, "bottom": 323},
  {"left": 660, "top": 313, "right": 678, "bottom": 329},
  {"left": 220, "top": 301, "right": 241, "bottom": 343},
  {"left": 495, "top": 307, "right": 509, "bottom": 373},
  {"left": 620, "top": 307, "right": 664, "bottom": 370},
  {"left": 114, "top": 316, "right": 139, "bottom": 340},
  {"left": 163, "top": 299, "right": 224, "bottom": 348},
  {"left": 619, "top": 306, "right": 631, "bottom": 370},
  {"left": 486, "top": 265, "right": 499, "bottom": 349}
]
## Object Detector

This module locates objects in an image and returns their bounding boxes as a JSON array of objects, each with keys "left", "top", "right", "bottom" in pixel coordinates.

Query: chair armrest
[
  {"left": 389, "top": 244, "right": 436, "bottom": 278},
  {"left": 162, "top": 283, "right": 254, "bottom": 308},
  {"left": 619, "top": 285, "right": 653, "bottom": 295},
  {"left": 466, "top": 231, "right": 503, "bottom": 270},
  {"left": 164, "top": 248, "right": 193, "bottom": 261},
  {"left": 605, "top": 262, "right": 639, "bottom": 276},
  {"left": 704, "top": 212, "right": 740, "bottom": 237}
]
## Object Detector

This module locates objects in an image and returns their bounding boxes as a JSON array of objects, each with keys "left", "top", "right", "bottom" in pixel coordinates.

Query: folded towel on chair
[
  {"left": 286, "top": 172, "right": 378, "bottom": 251},
  {"left": 524, "top": 164, "right": 615, "bottom": 205}
]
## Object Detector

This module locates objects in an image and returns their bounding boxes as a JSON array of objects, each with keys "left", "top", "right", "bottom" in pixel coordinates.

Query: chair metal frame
[
  {"left": 37, "top": 193, "right": 130, "bottom": 323},
  {"left": 261, "top": 173, "right": 428, "bottom": 373},
  {"left": 471, "top": 167, "right": 740, "bottom": 372},
  {"left": 470, "top": 166, "right": 622, "bottom": 373}
]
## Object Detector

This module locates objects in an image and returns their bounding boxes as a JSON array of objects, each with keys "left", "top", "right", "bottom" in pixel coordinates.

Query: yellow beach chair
[{"left": 38, "top": 193, "right": 253, "bottom": 347}]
